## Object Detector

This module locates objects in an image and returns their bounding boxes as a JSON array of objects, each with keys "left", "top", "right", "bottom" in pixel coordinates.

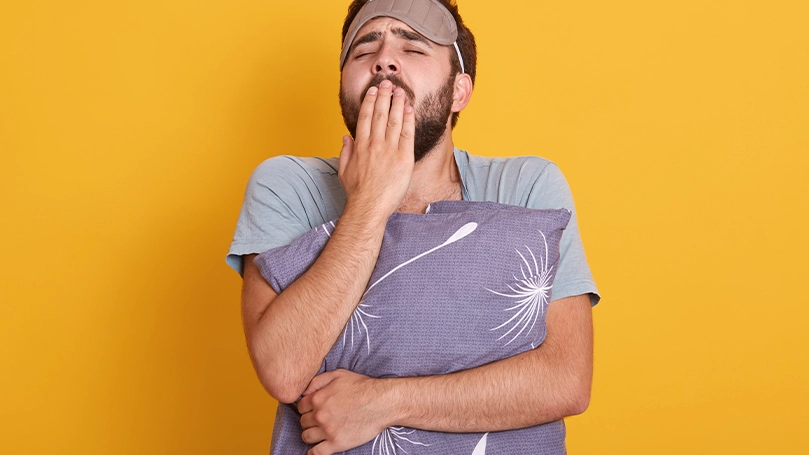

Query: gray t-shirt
[{"left": 227, "top": 148, "right": 599, "bottom": 305}]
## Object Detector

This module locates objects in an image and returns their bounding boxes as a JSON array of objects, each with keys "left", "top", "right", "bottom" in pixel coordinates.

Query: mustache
[{"left": 362, "top": 74, "right": 416, "bottom": 104}]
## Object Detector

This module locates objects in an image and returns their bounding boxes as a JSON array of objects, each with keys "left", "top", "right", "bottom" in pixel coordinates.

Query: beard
[{"left": 340, "top": 72, "right": 455, "bottom": 163}]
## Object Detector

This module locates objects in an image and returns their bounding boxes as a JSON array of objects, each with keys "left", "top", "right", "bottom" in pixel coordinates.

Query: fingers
[
  {"left": 299, "top": 409, "right": 317, "bottom": 429},
  {"left": 308, "top": 442, "right": 335, "bottom": 455},
  {"left": 354, "top": 80, "right": 412, "bottom": 157},
  {"left": 384, "top": 87, "right": 407, "bottom": 145},
  {"left": 399, "top": 101, "right": 415, "bottom": 155},
  {"left": 369, "top": 80, "right": 395, "bottom": 145},
  {"left": 301, "top": 425, "right": 326, "bottom": 445},
  {"left": 355, "top": 86, "right": 378, "bottom": 141},
  {"left": 297, "top": 394, "right": 312, "bottom": 414}
]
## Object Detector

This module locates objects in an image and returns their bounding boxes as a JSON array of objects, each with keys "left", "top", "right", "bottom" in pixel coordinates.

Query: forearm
[
  {"left": 246, "top": 202, "right": 388, "bottom": 402},
  {"left": 387, "top": 347, "right": 586, "bottom": 432},
  {"left": 244, "top": 81, "right": 415, "bottom": 405},
  {"left": 384, "top": 295, "right": 593, "bottom": 432}
]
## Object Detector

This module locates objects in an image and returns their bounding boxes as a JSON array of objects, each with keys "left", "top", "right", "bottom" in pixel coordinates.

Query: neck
[{"left": 398, "top": 133, "right": 462, "bottom": 213}]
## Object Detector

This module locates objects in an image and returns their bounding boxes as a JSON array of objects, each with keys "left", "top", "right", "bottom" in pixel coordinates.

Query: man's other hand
[{"left": 297, "top": 369, "right": 392, "bottom": 455}]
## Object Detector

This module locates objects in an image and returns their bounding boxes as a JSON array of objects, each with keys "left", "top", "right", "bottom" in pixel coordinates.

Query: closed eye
[{"left": 353, "top": 48, "right": 377, "bottom": 59}]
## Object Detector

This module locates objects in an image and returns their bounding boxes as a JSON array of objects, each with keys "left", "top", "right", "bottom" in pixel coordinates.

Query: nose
[{"left": 372, "top": 42, "right": 400, "bottom": 76}]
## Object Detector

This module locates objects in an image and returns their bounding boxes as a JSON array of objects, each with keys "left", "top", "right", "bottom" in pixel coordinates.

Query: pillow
[{"left": 255, "top": 200, "right": 572, "bottom": 455}]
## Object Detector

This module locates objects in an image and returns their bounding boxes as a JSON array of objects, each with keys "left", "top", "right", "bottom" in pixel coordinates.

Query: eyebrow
[
  {"left": 351, "top": 31, "right": 383, "bottom": 52},
  {"left": 392, "top": 27, "right": 433, "bottom": 48}
]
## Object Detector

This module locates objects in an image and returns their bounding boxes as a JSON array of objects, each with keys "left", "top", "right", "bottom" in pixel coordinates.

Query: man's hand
[
  {"left": 339, "top": 80, "right": 416, "bottom": 219},
  {"left": 297, "top": 370, "right": 391, "bottom": 455}
]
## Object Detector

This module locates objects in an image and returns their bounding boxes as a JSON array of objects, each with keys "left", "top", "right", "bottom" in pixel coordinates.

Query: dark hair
[{"left": 342, "top": 0, "right": 477, "bottom": 128}]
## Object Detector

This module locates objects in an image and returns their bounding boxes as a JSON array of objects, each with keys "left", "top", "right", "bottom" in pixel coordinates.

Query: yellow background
[{"left": 2, "top": 0, "right": 807, "bottom": 453}]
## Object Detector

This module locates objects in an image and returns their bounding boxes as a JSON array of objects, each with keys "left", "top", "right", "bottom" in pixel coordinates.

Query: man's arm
[
  {"left": 241, "top": 208, "right": 387, "bottom": 403},
  {"left": 297, "top": 294, "right": 592, "bottom": 454},
  {"left": 390, "top": 294, "right": 593, "bottom": 430},
  {"left": 241, "top": 82, "right": 415, "bottom": 403}
]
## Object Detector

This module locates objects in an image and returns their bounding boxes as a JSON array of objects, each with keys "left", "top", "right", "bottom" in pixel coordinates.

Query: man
[{"left": 227, "top": 0, "right": 600, "bottom": 454}]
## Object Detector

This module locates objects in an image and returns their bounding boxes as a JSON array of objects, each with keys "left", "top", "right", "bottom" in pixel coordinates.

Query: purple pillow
[{"left": 255, "top": 201, "right": 572, "bottom": 455}]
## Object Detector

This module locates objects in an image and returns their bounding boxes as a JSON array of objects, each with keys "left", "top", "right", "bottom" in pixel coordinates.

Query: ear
[{"left": 451, "top": 72, "right": 473, "bottom": 113}]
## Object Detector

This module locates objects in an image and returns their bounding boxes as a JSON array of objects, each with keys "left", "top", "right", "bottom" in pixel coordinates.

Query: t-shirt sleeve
[
  {"left": 525, "top": 163, "right": 601, "bottom": 306},
  {"left": 226, "top": 157, "right": 317, "bottom": 277}
]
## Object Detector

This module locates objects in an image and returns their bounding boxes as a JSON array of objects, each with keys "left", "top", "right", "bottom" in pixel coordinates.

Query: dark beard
[{"left": 340, "top": 72, "right": 455, "bottom": 163}]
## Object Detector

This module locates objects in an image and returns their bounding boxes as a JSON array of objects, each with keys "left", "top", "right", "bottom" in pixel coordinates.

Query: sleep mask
[{"left": 340, "top": 0, "right": 465, "bottom": 73}]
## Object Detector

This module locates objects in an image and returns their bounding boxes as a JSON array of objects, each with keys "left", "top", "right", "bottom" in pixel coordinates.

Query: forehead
[{"left": 354, "top": 17, "right": 429, "bottom": 43}]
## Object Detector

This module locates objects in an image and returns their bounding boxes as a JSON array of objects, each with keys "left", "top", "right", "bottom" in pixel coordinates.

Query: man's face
[{"left": 339, "top": 17, "right": 457, "bottom": 162}]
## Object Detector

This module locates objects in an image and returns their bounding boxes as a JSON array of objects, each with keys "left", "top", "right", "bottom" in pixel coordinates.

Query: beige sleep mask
[{"left": 340, "top": 0, "right": 464, "bottom": 73}]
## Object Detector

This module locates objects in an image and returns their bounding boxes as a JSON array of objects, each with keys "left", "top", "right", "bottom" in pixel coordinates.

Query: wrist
[
  {"left": 376, "top": 377, "right": 414, "bottom": 428},
  {"left": 342, "top": 199, "right": 393, "bottom": 229}
]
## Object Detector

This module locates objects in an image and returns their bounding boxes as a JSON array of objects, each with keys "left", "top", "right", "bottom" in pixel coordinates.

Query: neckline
[{"left": 453, "top": 147, "right": 470, "bottom": 201}]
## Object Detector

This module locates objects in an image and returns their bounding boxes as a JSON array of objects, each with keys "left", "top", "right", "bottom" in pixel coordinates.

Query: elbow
[
  {"left": 567, "top": 389, "right": 590, "bottom": 416},
  {"left": 257, "top": 370, "right": 305, "bottom": 404},
  {"left": 565, "top": 376, "right": 592, "bottom": 416},
  {"left": 248, "top": 341, "right": 308, "bottom": 404}
]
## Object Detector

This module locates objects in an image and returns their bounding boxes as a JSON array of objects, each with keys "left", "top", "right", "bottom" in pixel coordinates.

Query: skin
[{"left": 240, "top": 17, "right": 594, "bottom": 455}]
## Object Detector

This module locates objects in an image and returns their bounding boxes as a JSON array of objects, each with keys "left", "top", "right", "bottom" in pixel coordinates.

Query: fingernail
[
  {"left": 405, "top": 106, "right": 414, "bottom": 114},
  {"left": 368, "top": 87, "right": 378, "bottom": 95},
  {"left": 380, "top": 80, "right": 392, "bottom": 88},
  {"left": 394, "top": 88, "right": 404, "bottom": 96}
]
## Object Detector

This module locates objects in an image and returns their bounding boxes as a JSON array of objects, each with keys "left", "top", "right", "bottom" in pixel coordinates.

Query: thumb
[
  {"left": 302, "top": 371, "right": 338, "bottom": 396},
  {"left": 338, "top": 135, "right": 354, "bottom": 179}
]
